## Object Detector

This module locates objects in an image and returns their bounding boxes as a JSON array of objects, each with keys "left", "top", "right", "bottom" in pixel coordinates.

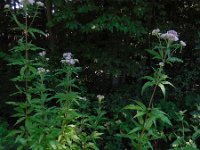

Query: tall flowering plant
[
  {"left": 3, "top": 1, "right": 55, "bottom": 149},
  {"left": 54, "top": 53, "right": 103, "bottom": 149},
  {"left": 4, "top": 1, "right": 103, "bottom": 149},
  {"left": 120, "top": 29, "right": 186, "bottom": 150}
]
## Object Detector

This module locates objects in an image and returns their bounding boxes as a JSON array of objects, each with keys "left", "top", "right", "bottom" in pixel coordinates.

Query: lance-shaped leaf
[
  {"left": 141, "top": 81, "right": 154, "bottom": 95},
  {"left": 158, "top": 83, "right": 166, "bottom": 98}
]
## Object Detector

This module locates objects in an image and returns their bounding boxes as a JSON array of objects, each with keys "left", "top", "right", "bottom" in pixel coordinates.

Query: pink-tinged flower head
[
  {"left": 160, "top": 32, "right": 179, "bottom": 42},
  {"left": 167, "top": 30, "right": 178, "bottom": 37},
  {"left": 160, "top": 33, "right": 168, "bottom": 39},
  {"left": 63, "top": 52, "right": 72, "bottom": 59},
  {"left": 166, "top": 33, "right": 179, "bottom": 41},
  {"left": 61, "top": 52, "right": 78, "bottom": 65}
]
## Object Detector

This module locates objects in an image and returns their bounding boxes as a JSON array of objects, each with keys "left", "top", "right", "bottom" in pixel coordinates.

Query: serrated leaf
[
  {"left": 167, "top": 57, "right": 183, "bottom": 63},
  {"left": 123, "top": 104, "right": 143, "bottom": 111},
  {"left": 128, "top": 126, "right": 142, "bottom": 134},
  {"left": 134, "top": 111, "right": 146, "bottom": 118}
]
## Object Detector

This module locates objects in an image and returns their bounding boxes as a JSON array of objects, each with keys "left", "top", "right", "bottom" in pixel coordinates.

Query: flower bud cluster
[
  {"left": 61, "top": 52, "right": 79, "bottom": 65},
  {"left": 4, "top": 0, "right": 44, "bottom": 8},
  {"left": 4, "top": 4, "right": 10, "bottom": 9},
  {"left": 152, "top": 28, "right": 160, "bottom": 36},
  {"left": 37, "top": 67, "right": 49, "bottom": 74},
  {"left": 39, "top": 51, "right": 46, "bottom": 57},
  {"left": 180, "top": 40, "right": 186, "bottom": 47},
  {"left": 159, "top": 62, "right": 164, "bottom": 67},
  {"left": 152, "top": 28, "right": 186, "bottom": 46},
  {"left": 38, "top": 51, "right": 49, "bottom": 61},
  {"left": 26, "top": 0, "right": 44, "bottom": 6},
  {"left": 97, "top": 95, "right": 105, "bottom": 101}
]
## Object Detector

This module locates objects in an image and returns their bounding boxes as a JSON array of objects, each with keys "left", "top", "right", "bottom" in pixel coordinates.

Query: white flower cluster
[
  {"left": 152, "top": 28, "right": 186, "bottom": 46},
  {"left": 36, "top": 1, "right": 44, "bottom": 7},
  {"left": 4, "top": 1, "right": 44, "bottom": 9},
  {"left": 97, "top": 95, "right": 105, "bottom": 101},
  {"left": 180, "top": 40, "right": 186, "bottom": 47},
  {"left": 37, "top": 67, "right": 49, "bottom": 74},
  {"left": 159, "top": 62, "right": 164, "bottom": 67},
  {"left": 61, "top": 52, "right": 79, "bottom": 65},
  {"left": 39, "top": 51, "right": 46, "bottom": 57},
  {"left": 186, "top": 139, "right": 193, "bottom": 146},
  {"left": 22, "top": 0, "right": 44, "bottom": 6},
  {"left": 38, "top": 51, "right": 49, "bottom": 61},
  {"left": 152, "top": 28, "right": 160, "bottom": 36},
  {"left": 4, "top": 4, "right": 10, "bottom": 9}
]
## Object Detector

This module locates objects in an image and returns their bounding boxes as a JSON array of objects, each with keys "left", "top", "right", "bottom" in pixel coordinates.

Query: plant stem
[
  {"left": 148, "top": 85, "right": 157, "bottom": 109},
  {"left": 182, "top": 120, "right": 185, "bottom": 140},
  {"left": 29, "top": 6, "right": 39, "bottom": 27},
  {"left": 24, "top": 4, "right": 29, "bottom": 149},
  {"left": 61, "top": 67, "right": 71, "bottom": 137},
  {"left": 139, "top": 85, "right": 157, "bottom": 150}
]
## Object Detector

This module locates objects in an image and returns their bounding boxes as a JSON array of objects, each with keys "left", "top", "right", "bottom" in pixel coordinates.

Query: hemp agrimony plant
[
  {"left": 54, "top": 53, "right": 81, "bottom": 149},
  {"left": 121, "top": 29, "right": 186, "bottom": 150},
  {"left": 4, "top": 1, "right": 102, "bottom": 149},
  {"left": 4, "top": 1, "right": 54, "bottom": 149},
  {"left": 53, "top": 53, "right": 103, "bottom": 149}
]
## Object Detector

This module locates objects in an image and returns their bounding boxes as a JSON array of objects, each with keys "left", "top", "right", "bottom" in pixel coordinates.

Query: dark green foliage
[{"left": 0, "top": 120, "right": 16, "bottom": 150}]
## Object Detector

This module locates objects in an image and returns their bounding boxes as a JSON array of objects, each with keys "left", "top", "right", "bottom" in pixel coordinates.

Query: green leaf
[
  {"left": 12, "top": 14, "right": 25, "bottom": 30},
  {"left": 91, "top": 131, "right": 103, "bottom": 139},
  {"left": 167, "top": 57, "right": 183, "bottom": 63},
  {"left": 160, "top": 114, "right": 172, "bottom": 126},
  {"left": 144, "top": 117, "right": 154, "bottom": 129},
  {"left": 134, "top": 101, "right": 147, "bottom": 110},
  {"left": 28, "top": 27, "right": 46, "bottom": 38},
  {"left": 15, "top": 117, "right": 26, "bottom": 125},
  {"left": 49, "top": 141, "right": 57, "bottom": 150},
  {"left": 123, "top": 104, "right": 143, "bottom": 111},
  {"left": 142, "top": 76, "right": 154, "bottom": 81},
  {"left": 134, "top": 111, "right": 146, "bottom": 118},
  {"left": 128, "top": 126, "right": 142, "bottom": 134},
  {"left": 158, "top": 83, "right": 166, "bottom": 98},
  {"left": 161, "top": 81, "right": 174, "bottom": 87},
  {"left": 141, "top": 81, "right": 154, "bottom": 95},
  {"left": 146, "top": 49, "right": 162, "bottom": 60}
]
